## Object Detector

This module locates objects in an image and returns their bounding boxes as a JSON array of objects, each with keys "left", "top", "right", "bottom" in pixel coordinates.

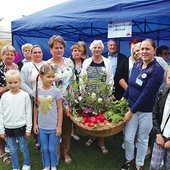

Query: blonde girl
[
  {"left": 33, "top": 64, "right": 63, "bottom": 170},
  {"left": 0, "top": 70, "right": 32, "bottom": 170}
]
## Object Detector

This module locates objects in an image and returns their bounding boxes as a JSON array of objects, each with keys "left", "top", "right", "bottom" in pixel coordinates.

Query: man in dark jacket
[{"left": 102, "top": 39, "right": 126, "bottom": 100}]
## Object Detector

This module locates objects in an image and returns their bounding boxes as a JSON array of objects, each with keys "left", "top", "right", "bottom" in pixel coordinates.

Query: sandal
[
  {"left": 121, "top": 159, "right": 134, "bottom": 170},
  {"left": 134, "top": 166, "right": 143, "bottom": 170},
  {"left": 98, "top": 145, "right": 108, "bottom": 154},
  {"left": 64, "top": 156, "right": 72, "bottom": 164},
  {"left": 35, "top": 143, "right": 40, "bottom": 150},
  {"left": 0, "top": 152, "right": 11, "bottom": 164},
  {"left": 85, "top": 138, "right": 94, "bottom": 147}
]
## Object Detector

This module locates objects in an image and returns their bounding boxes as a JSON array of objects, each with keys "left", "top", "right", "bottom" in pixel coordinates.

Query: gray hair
[
  {"left": 1, "top": 45, "right": 16, "bottom": 56},
  {"left": 89, "top": 40, "right": 104, "bottom": 51}
]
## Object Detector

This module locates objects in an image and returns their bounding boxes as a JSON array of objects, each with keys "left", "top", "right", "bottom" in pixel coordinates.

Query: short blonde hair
[
  {"left": 6, "top": 70, "right": 21, "bottom": 81},
  {"left": 21, "top": 43, "right": 33, "bottom": 53},
  {"left": 1, "top": 45, "right": 16, "bottom": 56},
  {"left": 131, "top": 42, "right": 141, "bottom": 58}
]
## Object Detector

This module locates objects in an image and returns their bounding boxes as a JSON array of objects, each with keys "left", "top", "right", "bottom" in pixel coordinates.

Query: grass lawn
[{"left": 0, "top": 132, "right": 166, "bottom": 170}]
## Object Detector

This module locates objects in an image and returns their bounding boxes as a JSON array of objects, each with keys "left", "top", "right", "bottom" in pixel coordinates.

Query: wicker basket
[{"left": 70, "top": 114, "right": 124, "bottom": 137}]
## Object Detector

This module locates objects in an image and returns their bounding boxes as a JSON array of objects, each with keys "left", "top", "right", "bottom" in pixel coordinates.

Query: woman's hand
[
  {"left": 124, "top": 110, "right": 133, "bottom": 123},
  {"left": 156, "top": 134, "right": 165, "bottom": 147},
  {"left": 0, "top": 133, "right": 6, "bottom": 139},
  {"left": 0, "top": 86, "right": 8, "bottom": 96},
  {"left": 164, "top": 140, "right": 170, "bottom": 149}
]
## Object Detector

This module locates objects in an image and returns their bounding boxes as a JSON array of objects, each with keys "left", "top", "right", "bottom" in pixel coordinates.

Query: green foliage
[
  {"left": 104, "top": 100, "right": 129, "bottom": 124},
  {"left": 108, "top": 100, "right": 129, "bottom": 116},
  {"left": 68, "top": 74, "right": 114, "bottom": 116}
]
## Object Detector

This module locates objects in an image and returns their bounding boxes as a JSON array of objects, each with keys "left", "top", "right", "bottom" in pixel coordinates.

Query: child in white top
[
  {"left": 0, "top": 70, "right": 32, "bottom": 170},
  {"left": 33, "top": 64, "right": 63, "bottom": 170}
]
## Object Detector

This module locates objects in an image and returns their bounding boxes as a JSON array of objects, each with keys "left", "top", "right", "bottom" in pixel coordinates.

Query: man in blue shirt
[{"left": 102, "top": 39, "right": 126, "bottom": 100}]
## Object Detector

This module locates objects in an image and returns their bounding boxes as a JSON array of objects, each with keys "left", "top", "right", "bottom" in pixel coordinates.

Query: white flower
[
  {"left": 91, "top": 92, "right": 96, "bottom": 100},
  {"left": 98, "top": 98, "right": 103, "bottom": 103},
  {"left": 78, "top": 96, "right": 82, "bottom": 101},
  {"left": 74, "top": 99, "right": 79, "bottom": 103}
]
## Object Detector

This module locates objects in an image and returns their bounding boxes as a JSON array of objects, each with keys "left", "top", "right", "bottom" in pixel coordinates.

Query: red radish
[
  {"left": 84, "top": 122, "right": 89, "bottom": 126},
  {"left": 96, "top": 119, "right": 101, "bottom": 124},
  {"left": 88, "top": 116, "right": 97, "bottom": 124},
  {"left": 99, "top": 115, "right": 106, "bottom": 122},
  {"left": 88, "top": 122, "right": 94, "bottom": 127}
]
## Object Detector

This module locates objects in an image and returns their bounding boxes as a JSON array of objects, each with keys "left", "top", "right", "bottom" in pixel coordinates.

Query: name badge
[{"left": 135, "top": 78, "right": 143, "bottom": 86}]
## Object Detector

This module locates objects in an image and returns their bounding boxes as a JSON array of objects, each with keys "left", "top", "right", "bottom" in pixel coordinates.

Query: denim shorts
[{"left": 5, "top": 125, "right": 26, "bottom": 137}]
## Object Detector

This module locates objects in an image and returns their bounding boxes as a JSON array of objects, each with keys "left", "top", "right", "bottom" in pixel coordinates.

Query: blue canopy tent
[{"left": 12, "top": 0, "right": 170, "bottom": 60}]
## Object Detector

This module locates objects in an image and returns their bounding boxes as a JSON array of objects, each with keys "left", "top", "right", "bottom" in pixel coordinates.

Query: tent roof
[
  {"left": 12, "top": 0, "right": 170, "bottom": 31},
  {"left": 11, "top": 0, "right": 170, "bottom": 59}
]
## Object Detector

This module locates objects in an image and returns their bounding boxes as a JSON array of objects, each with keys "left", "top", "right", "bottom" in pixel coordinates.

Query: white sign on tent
[{"left": 108, "top": 21, "right": 132, "bottom": 38}]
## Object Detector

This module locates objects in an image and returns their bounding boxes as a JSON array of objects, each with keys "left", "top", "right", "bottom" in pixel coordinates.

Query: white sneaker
[
  {"left": 160, "top": 159, "right": 164, "bottom": 168},
  {"left": 42, "top": 167, "right": 50, "bottom": 170},
  {"left": 71, "top": 134, "right": 80, "bottom": 140},
  {"left": 121, "top": 142, "right": 125, "bottom": 149},
  {"left": 51, "top": 167, "right": 57, "bottom": 170},
  {"left": 5, "top": 145, "right": 10, "bottom": 153},
  {"left": 22, "top": 165, "right": 31, "bottom": 170}
]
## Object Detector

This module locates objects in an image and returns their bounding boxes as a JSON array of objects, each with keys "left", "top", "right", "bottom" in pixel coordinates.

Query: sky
[{"left": 0, "top": 0, "right": 68, "bottom": 30}]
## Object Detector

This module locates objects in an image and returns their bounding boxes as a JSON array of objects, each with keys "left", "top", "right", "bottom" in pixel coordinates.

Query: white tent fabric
[{"left": 0, "top": 20, "right": 11, "bottom": 40}]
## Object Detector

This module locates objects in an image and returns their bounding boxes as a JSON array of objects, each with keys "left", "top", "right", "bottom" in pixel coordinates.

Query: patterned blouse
[
  {"left": 47, "top": 57, "right": 75, "bottom": 97},
  {"left": 0, "top": 60, "right": 7, "bottom": 87}
]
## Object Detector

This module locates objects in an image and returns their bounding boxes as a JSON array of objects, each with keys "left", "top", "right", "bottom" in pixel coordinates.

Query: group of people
[{"left": 0, "top": 35, "right": 169, "bottom": 170}]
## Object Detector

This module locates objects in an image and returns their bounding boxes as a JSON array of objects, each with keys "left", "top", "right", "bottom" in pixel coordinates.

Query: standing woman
[
  {"left": 77, "top": 41, "right": 90, "bottom": 59},
  {"left": 2, "top": 45, "right": 18, "bottom": 70},
  {"left": 0, "top": 46, "right": 13, "bottom": 164},
  {"left": 115, "top": 42, "right": 141, "bottom": 97},
  {"left": 47, "top": 35, "right": 75, "bottom": 164},
  {"left": 70, "top": 44, "right": 85, "bottom": 140},
  {"left": 121, "top": 39, "right": 164, "bottom": 170},
  {"left": 81, "top": 40, "right": 113, "bottom": 154},
  {"left": 20, "top": 45, "right": 46, "bottom": 149},
  {"left": 20, "top": 45, "right": 46, "bottom": 98},
  {"left": 17, "top": 43, "right": 33, "bottom": 70}
]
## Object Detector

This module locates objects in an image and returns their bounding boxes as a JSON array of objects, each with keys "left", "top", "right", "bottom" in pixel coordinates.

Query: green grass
[{"left": 0, "top": 132, "right": 166, "bottom": 170}]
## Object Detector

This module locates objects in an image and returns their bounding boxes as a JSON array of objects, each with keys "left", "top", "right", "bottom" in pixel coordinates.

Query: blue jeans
[
  {"left": 7, "top": 136, "right": 30, "bottom": 170},
  {"left": 124, "top": 111, "right": 152, "bottom": 166},
  {"left": 39, "top": 128, "right": 60, "bottom": 168}
]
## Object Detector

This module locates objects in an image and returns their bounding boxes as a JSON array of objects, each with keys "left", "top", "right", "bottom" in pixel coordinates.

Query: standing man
[
  {"left": 102, "top": 39, "right": 126, "bottom": 100},
  {"left": 156, "top": 45, "right": 169, "bottom": 64}
]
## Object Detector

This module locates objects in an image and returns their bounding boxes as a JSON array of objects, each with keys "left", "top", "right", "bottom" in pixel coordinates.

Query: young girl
[
  {"left": 33, "top": 64, "right": 63, "bottom": 170},
  {"left": 150, "top": 66, "right": 170, "bottom": 170},
  {"left": 0, "top": 70, "right": 32, "bottom": 170}
]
